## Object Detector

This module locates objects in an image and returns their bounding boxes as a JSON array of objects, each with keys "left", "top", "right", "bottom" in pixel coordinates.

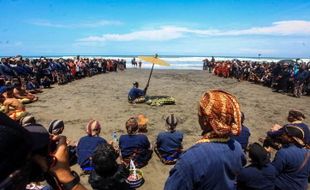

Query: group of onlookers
[
  {"left": 0, "top": 56, "right": 127, "bottom": 121},
  {"left": 0, "top": 55, "right": 309, "bottom": 190},
  {"left": 203, "top": 58, "right": 310, "bottom": 97}
]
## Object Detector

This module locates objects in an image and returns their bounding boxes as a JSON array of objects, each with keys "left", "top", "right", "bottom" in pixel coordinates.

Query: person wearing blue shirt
[
  {"left": 165, "top": 90, "right": 246, "bottom": 190},
  {"left": 231, "top": 112, "right": 251, "bottom": 150},
  {"left": 265, "top": 110, "right": 310, "bottom": 150},
  {"left": 77, "top": 120, "right": 107, "bottom": 171},
  {"left": 237, "top": 143, "right": 276, "bottom": 190},
  {"left": 155, "top": 114, "right": 183, "bottom": 164},
  {"left": 272, "top": 125, "right": 310, "bottom": 190},
  {"left": 119, "top": 117, "right": 152, "bottom": 168},
  {"left": 128, "top": 82, "right": 147, "bottom": 103}
]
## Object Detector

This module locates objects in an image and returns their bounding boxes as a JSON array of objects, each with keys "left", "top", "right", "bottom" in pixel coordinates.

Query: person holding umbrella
[{"left": 128, "top": 81, "right": 148, "bottom": 104}]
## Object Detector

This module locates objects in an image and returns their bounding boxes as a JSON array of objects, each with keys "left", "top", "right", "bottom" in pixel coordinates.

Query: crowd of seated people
[
  {"left": 1, "top": 88, "right": 309, "bottom": 190},
  {"left": 0, "top": 56, "right": 127, "bottom": 121},
  {"left": 203, "top": 58, "right": 310, "bottom": 97}
]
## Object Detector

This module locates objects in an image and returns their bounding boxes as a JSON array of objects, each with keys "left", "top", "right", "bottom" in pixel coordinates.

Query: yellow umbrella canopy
[
  {"left": 137, "top": 54, "right": 170, "bottom": 95},
  {"left": 138, "top": 55, "right": 170, "bottom": 66}
]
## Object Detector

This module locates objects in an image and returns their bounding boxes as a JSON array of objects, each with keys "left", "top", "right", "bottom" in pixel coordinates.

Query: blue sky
[{"left": 0, "top": 0, "right": 310, "bottom": 57}]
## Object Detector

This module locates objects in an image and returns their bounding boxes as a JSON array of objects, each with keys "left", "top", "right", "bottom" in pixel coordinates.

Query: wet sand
[{"left": 27, "top": 69, "right": 310, "bottom": 189}]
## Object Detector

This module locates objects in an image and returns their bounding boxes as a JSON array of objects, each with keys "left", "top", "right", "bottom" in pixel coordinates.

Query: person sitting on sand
[
  {"left": 263, "top": 109, "right": 310, "bottom": 150},
  {"left": 40, "top": 76, "right": 52, "bottom": 88},
  {"left": 88, "top": 143, "right": 131, "bottom": 190},
  {"left": 128, "top": 82, "right": 147, "bottom": 103},
  {"left": 272, "top": 125, "right": 310, "bottom": 190},
  {"left": 77, "top": 120, "right": 107, "bottom": 172},
  {"left": 26, "top": 77, "right": 43, "bottom": 93},
  {"left": 2, "top": 86, "right": 28, "bottom": 120},
  {"left": 154, "top": 114, "right": 183, "bottom": 165},
  {"left": 237, "top": 143, "right": 276, "bottom": 190},
  {"left": 164, "top": 90, "right": 246, "bottom": 190},
  {"left": 119, "top": 117, "right": 152, "bottom": 168},
  {"left": 231, "top": 112, "right": 251, "bottom": 150},
  {"left": 13, "top": 82, "right": 38, "bottom": 103}
]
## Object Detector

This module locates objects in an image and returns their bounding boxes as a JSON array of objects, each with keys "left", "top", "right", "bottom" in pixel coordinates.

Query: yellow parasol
[{"left": 138, "top": 54, "right": 170, "bottom": 94}]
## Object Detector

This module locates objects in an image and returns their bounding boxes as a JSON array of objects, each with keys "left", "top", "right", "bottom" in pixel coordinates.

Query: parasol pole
[
  {"left": 144, "top": 54, "right": 158, "bottom": 95},
  {"left": 144, "top": 63, "right": 154, "bottom": 95}
]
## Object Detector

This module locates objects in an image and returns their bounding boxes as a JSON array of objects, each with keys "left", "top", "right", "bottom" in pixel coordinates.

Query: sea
[{"left": 3, "top": 55, "right": 310, "bottom": 70}]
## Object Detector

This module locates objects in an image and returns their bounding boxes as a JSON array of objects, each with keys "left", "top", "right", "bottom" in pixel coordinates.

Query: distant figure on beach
[
  {"left": 155, "top": 114, "right": 183, "bottom": 165},
  {"left": 165, "top": 90, "right": 246, "bottom": 190},
  {"left": 131, "top": 57, "right": 137, "bottom": 68},
  {"left": 128, "top": 81, "right": 147, "bottom": 103},
  {"left": 138, "top": 61, "right": 142, "bottom": 68}
]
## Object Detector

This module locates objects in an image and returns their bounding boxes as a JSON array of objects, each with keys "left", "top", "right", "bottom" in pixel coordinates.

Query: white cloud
[
  {"left": 29, "top": 19, "right": 122, "bottom": 28},
  {"left": 79, "top": 26, "right": 186, "bottom": 42},
  {"left": 78, "top": 20, "right": 310, "bottom": 42}
]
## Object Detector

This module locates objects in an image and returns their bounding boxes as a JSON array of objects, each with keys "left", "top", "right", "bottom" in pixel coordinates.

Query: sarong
[
  {"left": 154, "top": 147, "right": 182, "bottom": 165},
  {"left": 9, "top": 109, "right": 28, "bottom": 121}
]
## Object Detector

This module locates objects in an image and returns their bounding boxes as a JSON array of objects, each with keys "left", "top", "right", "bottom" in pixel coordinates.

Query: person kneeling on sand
[
  {"left": 88, "top": 143, "right": 132, "bottom": 190},
  {"left": 128, "top": 82, "right": 148, "bottom": 103},
  {"left": 77, "top": 120, "right": 107, "bottom": 173},
  {"left": 119, "top": 117, "right": 152, "bottom": 168},
  {"left": 155, "top": 114, "right": 183, "bottom": 165},
  {"left": 263, "top": 109, "right": 310, "bottom": 150},
  {"left": 165, "top": 90, "right": 246, "bottom": 190},
  {"left": 272, "top": 125, "right": 310, "bottom": 190},
  {"left": 13, "top": 82, "right": 38, "bottom": 103},
  {"left": 2, "top": 86, "right": 28, "bottom": 120}
]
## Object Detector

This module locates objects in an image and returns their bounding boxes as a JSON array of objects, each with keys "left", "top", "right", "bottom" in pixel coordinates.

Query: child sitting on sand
[
  {"left": 155, "top": 114, "right": 183, "bottom": 164},
  {"left": 119, "top": 117, "right": 152, "bottom": 168}
]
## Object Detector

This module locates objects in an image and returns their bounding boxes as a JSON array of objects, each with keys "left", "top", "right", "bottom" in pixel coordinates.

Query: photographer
[{"left": 0, "top": 112, "right": 87, "bottom": 190}]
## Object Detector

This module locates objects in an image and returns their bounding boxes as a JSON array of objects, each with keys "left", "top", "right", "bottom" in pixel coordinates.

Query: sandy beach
[{"left": 27, "top": 69, "right": 310, "bottom": 190}]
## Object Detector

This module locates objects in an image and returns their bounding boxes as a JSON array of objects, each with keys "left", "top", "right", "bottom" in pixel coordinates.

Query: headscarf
[
  {"left": 288, "top": 109, "right": 306, "bottom": 122},
  {"left": 48, "top": 120, "right": 64, "bottom": 135},
  {"left": 284, "top": 125, "right": 305, "bottom": 147},
  {"left": 198, "top": 90, "right": 241, "bottom": 141},
  {"left": 20, "top": 115, "right": 36, "bottom": 127},
  {"left": 86, "top": 120, "right": 101, "bottom": 136},
  {"left": 166, "top": 114, "right": 178, "bottom": 130}
]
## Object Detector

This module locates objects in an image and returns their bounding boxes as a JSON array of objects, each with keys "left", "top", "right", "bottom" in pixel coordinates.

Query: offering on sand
[{"left": 126, "top": 169, "right": 144, "bottom": 188}]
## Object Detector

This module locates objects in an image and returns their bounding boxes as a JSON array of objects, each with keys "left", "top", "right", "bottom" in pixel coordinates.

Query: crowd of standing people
[{"left": 203, "top": 57, "right": 310, "bottom": 98}]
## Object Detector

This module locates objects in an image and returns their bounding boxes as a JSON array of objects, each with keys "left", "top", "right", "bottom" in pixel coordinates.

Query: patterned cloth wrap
[{"left": 198, "top": 89, "right": 242, "bottom": 142}]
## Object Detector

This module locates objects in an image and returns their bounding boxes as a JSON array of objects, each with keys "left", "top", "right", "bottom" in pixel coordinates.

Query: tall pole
[{"left": 145, "top": 63, "right": 154, "bottom": 95}]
